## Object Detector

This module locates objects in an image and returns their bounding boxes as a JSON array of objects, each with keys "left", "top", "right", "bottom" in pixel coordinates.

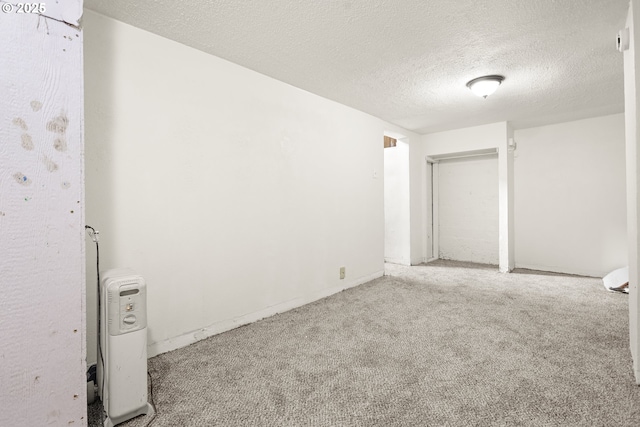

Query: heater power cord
[
  {"left": 146, "top": 371, "right": 157, "bottom": 427},
  {"left": 85, "top": 225, "right": 105, "bottom": 425}
]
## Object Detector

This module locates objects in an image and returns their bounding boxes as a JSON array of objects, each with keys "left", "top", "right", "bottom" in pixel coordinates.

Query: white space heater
[{"left": 98, "top": 268, "right": 153, "bottom": 427}]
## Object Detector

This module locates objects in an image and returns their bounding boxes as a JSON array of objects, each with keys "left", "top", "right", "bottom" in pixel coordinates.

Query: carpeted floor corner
[{"left": 89, "top": 261, "right": 640, "bottom": 426}]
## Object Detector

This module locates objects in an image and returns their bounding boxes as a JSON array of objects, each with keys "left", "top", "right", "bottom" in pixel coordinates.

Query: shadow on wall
[{"left": 84, "top": 9, "right": 117, "bottom": 370}]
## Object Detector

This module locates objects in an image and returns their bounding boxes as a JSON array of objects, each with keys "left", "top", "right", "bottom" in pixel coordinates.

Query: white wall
[
  {"left": 623, "top": 0, "right": 640, "bottom": 383},
  {"left": 438, "top": 155, "right": 499, "bottom": 264},
  {"left": 84, "top": 10, "right": 417, "bottom": 361},
  {"left": 0, "top": 2, "right": 86, "bottom": 425},
  {"left": 384, "top": 141, "right": 411, "bottom": 264},
  {"left": 514, "top": 114, "right": 627, "bottom": 277},
  {"left": 422, "top": 122, "right": 508, "bottom": 155}
]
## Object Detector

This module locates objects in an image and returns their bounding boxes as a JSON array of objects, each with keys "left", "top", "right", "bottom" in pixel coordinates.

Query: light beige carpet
[{"left": 89, "top": 261, "right": 640, "bottom": 426}]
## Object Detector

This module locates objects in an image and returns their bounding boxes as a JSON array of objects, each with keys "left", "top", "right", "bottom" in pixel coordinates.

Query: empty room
[{"left": 2, "top": 0, "right": 640, "bottom": 426}]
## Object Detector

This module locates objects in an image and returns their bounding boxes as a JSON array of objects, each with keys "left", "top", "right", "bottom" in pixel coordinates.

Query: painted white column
[
  {"left": 498, "top": 125, "right": 515, "bottom": 273},
  {"left": 623, "top": 0, "right": 640, "bottom": 385},
  {"left": 0, "top": 1, "right": 86, "bottom": 424},
  {"left": 409, "top": 137, "right": 427, "bottom": 265}
]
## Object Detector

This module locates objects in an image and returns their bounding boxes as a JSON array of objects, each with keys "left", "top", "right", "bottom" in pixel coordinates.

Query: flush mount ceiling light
[{"left": 466, "top": 75, "right": 505, "bottom": 98}]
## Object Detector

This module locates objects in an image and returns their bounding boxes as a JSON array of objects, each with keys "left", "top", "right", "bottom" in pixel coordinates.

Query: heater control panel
[{"left": 106, "top": 278, "right": 147, "bottom": 336}]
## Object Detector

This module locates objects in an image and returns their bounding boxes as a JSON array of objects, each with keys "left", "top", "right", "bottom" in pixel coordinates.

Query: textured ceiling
[{"left": 84, "top": 0, "right": 629, "bottom": 134}]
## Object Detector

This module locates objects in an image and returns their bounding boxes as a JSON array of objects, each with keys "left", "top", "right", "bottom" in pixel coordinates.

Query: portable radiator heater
[{"left": 98, "top": 268, "right": 153, "bottom": 427}]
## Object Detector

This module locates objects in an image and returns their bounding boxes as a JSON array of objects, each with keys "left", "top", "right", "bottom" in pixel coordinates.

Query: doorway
[
  {"left": 427, "top": 150, "right": 499, "bottom": 265},
  {"left": 383, "top": 133, "right": 410, "bottom": 265}
]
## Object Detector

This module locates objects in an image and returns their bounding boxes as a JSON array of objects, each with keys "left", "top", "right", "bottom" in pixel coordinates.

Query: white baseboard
[
  {"left": 515, "top": 263, "right": 600, "bottom": 278},
  {"left": 147, "top": 270, "right": 384, "bottom": 358},
  {"left": 384, "top": 258, "right": 411, "bottom": 266}
]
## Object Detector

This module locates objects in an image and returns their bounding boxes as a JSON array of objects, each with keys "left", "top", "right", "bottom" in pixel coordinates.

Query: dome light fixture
[{"left": 466, "top": 75, "right": 505, "bottom": 98}]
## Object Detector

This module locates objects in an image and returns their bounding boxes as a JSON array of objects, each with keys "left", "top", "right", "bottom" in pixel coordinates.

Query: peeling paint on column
[
  {"left": 46, "top": 113, "right": 69, "bottom": 134},
  {"left": 21, "top": 133, "right": 34, "bottom": 150},
  {"left": 43, "top": 156, "right": 58, "bottom": 172},
  {"left": 12, "top": 172, "right": 32, "bottom": 186},
  {"left": 54, "top": 137, "right": 67, "bottom": 152},
  {"left": 12, "top": 118, "right": 28, "bottom": 130}
]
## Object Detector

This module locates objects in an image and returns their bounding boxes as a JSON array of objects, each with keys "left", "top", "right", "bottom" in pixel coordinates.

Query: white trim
[
  {"left": 514, "top": 263, "right": 600, "bottom": 278},
  {"left": 384, "top": 257, "right": 411, "bottom": 266},
  {"left": 147, "top": 270, "right": 385, "bottom": 357},
  {"left": 424, "top": 160, "right": 432, "bottom": 261},
  {"left": 427, "top": 148, "right": 498, "bottom": 162},
  {"left": 432, "top": 162, "right": 439, "bottom": 260}
]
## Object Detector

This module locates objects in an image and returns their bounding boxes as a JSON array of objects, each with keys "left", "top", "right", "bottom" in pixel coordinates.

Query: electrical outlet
[{"left": 340, "top": 267, "right": 345, "bottom": 280}]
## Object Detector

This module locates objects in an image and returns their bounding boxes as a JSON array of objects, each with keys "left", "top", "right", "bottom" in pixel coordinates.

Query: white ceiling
[{"left": 84, "top": 0, "right": 630, "bottom": 134}]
